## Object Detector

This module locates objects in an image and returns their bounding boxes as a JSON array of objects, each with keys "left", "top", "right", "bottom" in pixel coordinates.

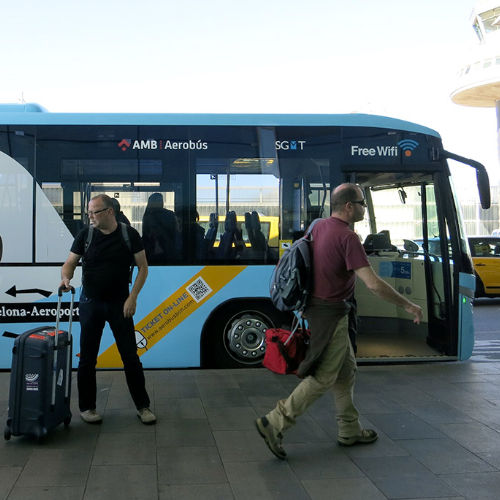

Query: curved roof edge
[
  {"left": 0, "top": 108, "right": 440, "bottom": 138},
  {"left": 0, "top": 103, "right": 48, "bottom": 113}
]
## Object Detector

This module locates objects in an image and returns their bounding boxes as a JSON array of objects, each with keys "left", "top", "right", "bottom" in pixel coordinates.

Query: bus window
[
  {"left": 279, "top": 159, "right": 331, "bottom": 242},
  {"left": 140, "top": 190, "right": 181, "bottom": 263},
  {"left": 0, "top": 129, "right": 44, "bottom": 263},
  {"left": 196, "top": 169, "right": 279, "bottom": 262}
]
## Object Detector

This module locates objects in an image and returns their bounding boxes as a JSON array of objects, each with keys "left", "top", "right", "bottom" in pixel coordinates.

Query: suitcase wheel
[
  {"left": 35, "top": 427, "right": 48, "bottom": 444},
  {"left": 64, "top": 416, "right": 71, "bottom": 427},
  {"left": 4, "top": 426, "right": 11, "bottom": 441}
]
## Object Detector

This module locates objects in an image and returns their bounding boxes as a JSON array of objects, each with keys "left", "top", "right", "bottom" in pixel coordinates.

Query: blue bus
[{"left": 0, "top": 104, "right": 490, "bottom": 368}]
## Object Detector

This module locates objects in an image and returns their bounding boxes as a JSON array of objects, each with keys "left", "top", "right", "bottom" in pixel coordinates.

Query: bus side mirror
[
  {"left": 476, "top": 167, "right": 491, "bottom": 210},
  {"left": 441, "top": 150, "right": 491, "bottom": 209}
]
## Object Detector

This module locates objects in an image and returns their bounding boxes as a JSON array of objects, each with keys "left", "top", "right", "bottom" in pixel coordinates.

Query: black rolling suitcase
[{"left": 4, "top": 286, "right": 75, "bottom": 441}]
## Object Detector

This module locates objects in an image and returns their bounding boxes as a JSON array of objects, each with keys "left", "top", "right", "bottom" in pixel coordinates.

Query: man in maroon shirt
[{"left": 256, "top": 183, "right": 423, "bottom": 459}]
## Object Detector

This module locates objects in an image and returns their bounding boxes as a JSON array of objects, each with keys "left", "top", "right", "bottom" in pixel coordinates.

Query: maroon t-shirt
[{"left": 311, "top": 217, "right": 370, "bottom": 302}]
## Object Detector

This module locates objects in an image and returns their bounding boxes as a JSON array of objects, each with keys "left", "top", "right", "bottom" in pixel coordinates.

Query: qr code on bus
[{"left": 186, "top": 277, "right": 213, "bottom": 303}]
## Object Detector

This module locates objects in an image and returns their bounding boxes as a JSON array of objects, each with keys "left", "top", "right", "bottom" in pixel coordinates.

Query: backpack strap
[
  {"left": 84, "top": 223, "right": 131, "bottom": 252},
  {"left": 304, "top": 218, "right": 321, "bottom": 238},
  {"left": 84, "top": 225, "right": 94, "bottom": 253},
  {"left": 119, "top": 222, "right": 131, "bottom": 252},
  {"left": 119, "top": 222, "right": 134, "bottom": 283},
  {"left": 295, "top": 219, "right": 322, "bottom": 312}
]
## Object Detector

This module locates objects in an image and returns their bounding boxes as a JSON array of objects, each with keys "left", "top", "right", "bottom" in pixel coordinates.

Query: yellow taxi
[{"left": 468, "top": 237, "right": 500, "bottom": 297}]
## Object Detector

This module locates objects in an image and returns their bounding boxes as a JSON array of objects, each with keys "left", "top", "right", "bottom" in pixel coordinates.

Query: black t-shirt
[{"left": 71, "top": 224, "right": 144, "bottom": 301}]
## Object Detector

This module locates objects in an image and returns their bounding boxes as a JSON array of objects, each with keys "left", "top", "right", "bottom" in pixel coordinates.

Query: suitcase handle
[
  {"left": 58, "top": 285, "right": 75, "bottom": 297},
  {"left": 52, "top": 286, "right": 75, "bottom": 407},
  {"left": 55, "top": 286, "right": 75, "bottom": 345}
]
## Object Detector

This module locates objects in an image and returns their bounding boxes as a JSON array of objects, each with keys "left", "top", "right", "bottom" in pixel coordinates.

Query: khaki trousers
[{"left": 266, "top": 314, "right": 362, "bottom": 438}]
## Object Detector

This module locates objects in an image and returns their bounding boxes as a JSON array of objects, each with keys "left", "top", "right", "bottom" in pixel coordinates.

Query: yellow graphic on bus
[{"left": 96, "top": 266, "right": 246, "bottom": 368}]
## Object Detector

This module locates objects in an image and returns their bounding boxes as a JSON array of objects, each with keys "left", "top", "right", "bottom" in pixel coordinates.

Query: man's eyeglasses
[
  {"left": 87, "top": 208, "right": 109, "bottom": 216},
  {"left": 351, "top": 200, "right": 367, "bottom": 207}
]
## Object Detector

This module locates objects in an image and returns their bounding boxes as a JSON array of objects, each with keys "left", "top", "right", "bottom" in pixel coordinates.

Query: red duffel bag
[{"left": 263, "top": 320, "right": 310, "bottom": 375}]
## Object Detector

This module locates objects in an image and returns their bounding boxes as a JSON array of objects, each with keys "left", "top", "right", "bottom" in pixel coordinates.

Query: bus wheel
[{"left": 209, "top": 303, "right": 282, "bottom": 368}]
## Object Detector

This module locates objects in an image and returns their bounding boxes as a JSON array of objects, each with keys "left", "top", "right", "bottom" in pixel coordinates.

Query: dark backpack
[
  {"left": 269, "top": 219, "right": 321, "bottom": 312},
  {"left": 84, "top": 222, "right": 134, "bottom": 282}
]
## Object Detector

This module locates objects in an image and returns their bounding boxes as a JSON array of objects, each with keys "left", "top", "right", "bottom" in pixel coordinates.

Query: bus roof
[
  {"left": 0, "top": 103, "right": 48, "bottom": 113},
  {"left": 0, "top": 103, "right": 440, "bottom": 138}
]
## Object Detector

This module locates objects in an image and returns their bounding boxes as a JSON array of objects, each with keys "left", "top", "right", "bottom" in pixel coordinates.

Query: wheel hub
[{"left": 226, "top": 315, "right": 270, "bottom": 362}]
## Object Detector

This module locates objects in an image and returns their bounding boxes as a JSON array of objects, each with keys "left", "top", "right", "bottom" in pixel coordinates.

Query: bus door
[{"left": 351, "top": 174, "right": 455, "bottom": 360}]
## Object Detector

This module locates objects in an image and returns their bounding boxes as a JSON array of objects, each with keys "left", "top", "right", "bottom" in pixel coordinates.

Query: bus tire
[{"left": 202, "top": 300, "right": 288, "bottom": 369}]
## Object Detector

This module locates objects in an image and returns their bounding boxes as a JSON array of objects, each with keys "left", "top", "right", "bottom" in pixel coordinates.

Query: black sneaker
[{"left": 255, "top": 416, "right": 286, "bottom": 459}]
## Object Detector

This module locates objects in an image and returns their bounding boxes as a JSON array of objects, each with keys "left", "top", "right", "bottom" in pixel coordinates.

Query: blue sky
[{"left": 1, "top": 0, "right": 498, "bottom": 189}]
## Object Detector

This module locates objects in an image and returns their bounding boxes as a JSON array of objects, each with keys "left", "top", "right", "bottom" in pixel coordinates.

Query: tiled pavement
[{"left": 2, "top": 360, "right": 500, "bottom": 499}]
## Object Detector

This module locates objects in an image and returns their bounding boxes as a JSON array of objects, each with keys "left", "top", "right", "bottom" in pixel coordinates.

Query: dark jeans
[{"left": 78, "top": 294, "right": 150, "bottom": 412}]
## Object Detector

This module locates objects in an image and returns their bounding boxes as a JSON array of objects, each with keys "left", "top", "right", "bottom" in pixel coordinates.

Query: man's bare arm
[
  {"left": 60, "top": 252, "right": 81, "bottom": 291},
  {"left": 123, "top": 250, "right": 148, "bottom": 318}
]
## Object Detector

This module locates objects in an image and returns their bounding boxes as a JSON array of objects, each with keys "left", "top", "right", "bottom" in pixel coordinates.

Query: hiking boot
[
  {"left": 137, "top": 407, "right": 156, "bottom": 425},
  {"left": 80, "top": 409, "right": 103, "bottom": 424},
  {"left": 255, "top": 416, "right": 286, "bottom": 459},
  {"left": 338, "top": 428, "right": 378, "bottom": 447}
]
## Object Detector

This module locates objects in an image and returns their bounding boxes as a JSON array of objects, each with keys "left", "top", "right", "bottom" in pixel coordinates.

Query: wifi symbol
[{"left": 397, "top": 139, "right": 419, "bottom": 157}]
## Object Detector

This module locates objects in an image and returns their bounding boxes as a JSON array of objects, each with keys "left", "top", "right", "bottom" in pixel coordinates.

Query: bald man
[{"left": 256, "top": 183, "right": 422, "bottom": 459}]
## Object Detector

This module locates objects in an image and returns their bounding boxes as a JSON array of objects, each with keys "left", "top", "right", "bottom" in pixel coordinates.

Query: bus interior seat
[
  {"left": 250, "top": 211, "right": 267, "bottom": 252},
  {"left": 363, "top": 230, "right": 398, "bottom": 253},
  {"left": 218, "top": 211, "right": 243, "bottom": 259},
  {"left": 244, "top": 212, "right": 255, "bottom": 246},
  {"left": 142, "top": 208, "right": 181, "bottom": 263},
  {"left": 185, "top": 213, "right": 206, "bottom": 261},
  {"left": 244, "top": 211, "right": 267, "bottom": 252},
  {"left": 204, "top": 213, "right": 218, "bottom": 255},
  {"left": 243, "top": 211, "right": 267, "bottom": 260}
]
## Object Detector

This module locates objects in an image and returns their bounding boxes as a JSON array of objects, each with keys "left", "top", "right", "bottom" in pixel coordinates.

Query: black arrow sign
[
  {"left": 2, "top": 331, "right": 19, "bottom": 338},
  {"left": 6, "top": 286, "right": 52, "bottom": 298}
]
